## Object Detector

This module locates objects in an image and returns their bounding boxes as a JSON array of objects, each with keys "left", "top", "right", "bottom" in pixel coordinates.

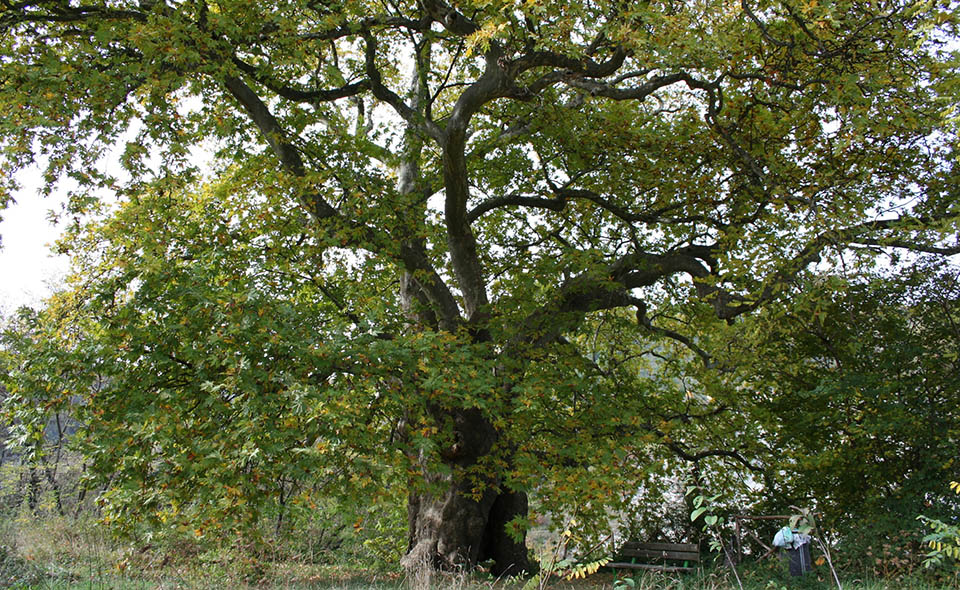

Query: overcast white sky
[{"left": 0, "top": 168, "right": 70, "bottom": 315}]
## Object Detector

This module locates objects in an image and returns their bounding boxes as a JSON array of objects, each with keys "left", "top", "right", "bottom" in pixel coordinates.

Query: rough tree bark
[
  {"left": 402, "top": 408, "right": 530, "bottom": 576},
  {"left": 393, "top": 52, "right": 531, "bottom": 574}
]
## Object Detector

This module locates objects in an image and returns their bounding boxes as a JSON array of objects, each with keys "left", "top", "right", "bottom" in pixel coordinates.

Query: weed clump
[{"left": 0, "top": 543, "right": 46, "bottom": 589}]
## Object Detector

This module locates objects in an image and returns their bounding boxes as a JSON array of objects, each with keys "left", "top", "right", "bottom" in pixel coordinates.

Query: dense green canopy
[{"left": 2, "top": 0, "right": 959, "bottom": 574}]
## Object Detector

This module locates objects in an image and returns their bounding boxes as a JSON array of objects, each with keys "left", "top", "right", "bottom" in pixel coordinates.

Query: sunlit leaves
[{"left": 2, "top": 0, "right": 959, "bottom": 564}]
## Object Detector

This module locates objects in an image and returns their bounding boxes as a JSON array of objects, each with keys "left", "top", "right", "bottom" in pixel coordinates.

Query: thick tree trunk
[
  {"left": 403, "top": 481, "right": 530, "bottom": 576},
  {"left": 401, "top": 408, "right": 531, "bottom": 576},
  {"left": 480, "top": 487, "right": 531, "bottom": 576},
  {"left": 392, "top": 51, "right": 529, "bottom": 574}
]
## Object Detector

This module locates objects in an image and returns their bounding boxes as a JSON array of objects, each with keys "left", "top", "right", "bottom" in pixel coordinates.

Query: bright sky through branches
[{"left": 0, "top": 168, "right": 69, "bottom": 313}]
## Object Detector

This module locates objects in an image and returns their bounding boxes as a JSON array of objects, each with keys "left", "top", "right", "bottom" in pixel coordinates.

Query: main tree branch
[
  {"left": 363, "top": 31, "right": 444, "bottom": 142},
  {"left": 223, "top": 74, "right": 462, "bottom": 327},
  {"left": 231, "top": 57, "right": 370, "bottom": 104}
]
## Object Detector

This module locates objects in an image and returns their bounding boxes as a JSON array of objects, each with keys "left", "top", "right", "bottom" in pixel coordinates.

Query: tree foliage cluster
[
  {"left": 1, "top": 0, "right": 960, "bottom": 576},
  {"left": 745, "top": 263, "right": 960, "bottom": 525},
  {"left": 676, "top": 261, "right": 960, "bottom": 574}
]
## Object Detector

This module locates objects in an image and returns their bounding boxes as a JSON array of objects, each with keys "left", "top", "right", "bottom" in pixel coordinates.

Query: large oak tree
[{"left": 2, "top": 0, "right": 959, "bottom": 575}]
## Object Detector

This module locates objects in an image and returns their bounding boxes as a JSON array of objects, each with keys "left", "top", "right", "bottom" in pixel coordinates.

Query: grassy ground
[{"left": 2, "top": 515, "right": 958, "bottom": 590}]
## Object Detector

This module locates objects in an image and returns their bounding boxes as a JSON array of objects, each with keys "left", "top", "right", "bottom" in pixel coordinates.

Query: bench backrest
[{"left": 619, "top": 542, "right": 700, "bottom": 563}]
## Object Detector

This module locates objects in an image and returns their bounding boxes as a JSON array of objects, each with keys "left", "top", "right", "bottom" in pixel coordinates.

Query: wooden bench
[{"left": 608, "top": 541, "right": 701, "bottom": 573}]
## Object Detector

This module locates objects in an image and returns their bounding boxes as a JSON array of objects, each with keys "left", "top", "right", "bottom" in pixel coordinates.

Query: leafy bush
[{"left": 919, "top": 482, "right": 960, "bottom": 571}]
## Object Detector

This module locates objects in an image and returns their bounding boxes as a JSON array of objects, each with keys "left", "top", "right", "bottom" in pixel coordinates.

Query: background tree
[
  {"left": 1, "top": 306, "right": 88, "bottom": 518},
  {"left": 2, "top": 0, "right": 959, "bottom": 575},
  {"left": 737, "top": 261, "right": 960, "bottom": 572},
  {"left": 634, "top": 259, "right": 960, "bottom": 573}
]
